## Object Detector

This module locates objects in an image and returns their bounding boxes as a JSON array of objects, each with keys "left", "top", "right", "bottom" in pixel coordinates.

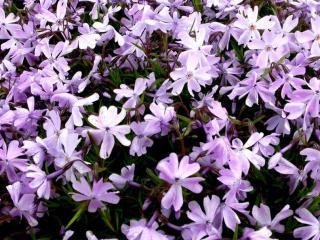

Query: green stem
[
  {"left": 66, "top": 202, "right": 87, "bottom": 229},
  {"left": 177, "top": 114, "right": 192, "bottom": 124},
  {"left": 99, "top": 209, "right": 116, "bottom": 232}
]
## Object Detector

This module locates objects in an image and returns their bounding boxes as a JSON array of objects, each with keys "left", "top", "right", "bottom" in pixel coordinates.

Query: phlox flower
[
  {"left": 156, "top": 153, "right": 204, "bottom": 211},
  {"left": 295, "top": 16, "right": 320, "bottom": 56},
  {"left": 294, "top": 208, "right": 320, "bottom": 240},
  {"left": 75, "top": 23, "right": 100, "bottom": 50},
  {"left": 109, "top": 164, "right": 135, "bottom": 189},
  {"left": 0, "top": 140, "right": 28, "bottom": 182},
  {"left": 252, "top": 204, "right": 293, "bottom": 233},
  {"left": 6, "top": 181, "right": 38, "bottom": 226},
  {"left": 228, "top": 72, "right": 275, "bottom": 107},
  {"left": 177, "top": 27, "right": 212, "bottom": 66},
  {"left": 233, "top": 6, "right": 275, "bottom": 45},
  {"left": 218, "top": 158, "right": 253, "bottom": 201},
  {"left": 220, "top": 199, "right": 249, "bottom": 231},
  {"left": 13, "top": 96, "right": 43, "bottom": 132},
  {"left": 42, "top": 110, "right": 66, "bottom": 150},
  {"left": 114, "top": 77, "right": 147, "bottom": 110},
  {"left": 26, "top": 164, "right": 51, "bottom": 200},
  {"left": 36, "top": 0, "right": 68, "bottom": 34},
  {"left": 38, "top": 40, "right": 70, "bottom": 74},
  {"left": 170, "top": 56, "right": 212, "bottom": 97},
  {"left": 248, "top": 30, "right": 287, "bottom": 68},
  {"left": 284, "top": 77, "right": 320, "bottom": 129},
  {"left": 300, "top": 148, "right": 320, "bottom": 181},
  {"left": 121, "top": 218, "right": 171, "bottom": 240},
  {"left": 93, "top": 15, "right": 124, "bottom": 46},
  {"left": 72, "top": 177, "right": 120, "bottom": 213},
  {"left": 88, "top": 106, "right": 131, "bottom": 159},
  {"left": 184, "top": 195, "right": 222, "bottom": 239},
  {"left": 240, "top": 227, "right": 275, "bottom": 240},
  {"left": 269, "top": 63, "right": 306, "bottom": 99},
  {"left": 230, "top": 132, "right": 265, "bottom": 175},
  {"left": 50, "top": 92, "right": 99, "bottom": 127},
  {"left": 53, "top": 131, "right": 90, "bottom": 181},
  {"left": 144, "top": 102, "right": 176, "bottom": 136},
  {"left": 130, "top": 121, "right": 158, "bottom": 156},
  {"left": 0, "top": 7, "right": 21, "bottom": 39},
  {"left": 265, "top": 105, "right": 291, "bottom": 135}
]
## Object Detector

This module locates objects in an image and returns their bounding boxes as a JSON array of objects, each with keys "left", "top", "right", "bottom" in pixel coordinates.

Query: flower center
[
  {"left": 64, "top": 155, "right": 71, "bottom": 162},
  {"left": 250, "top": 24, "right": 257, "bottom": 31},
  {"left": 57, "top": 19, "right": 64, "bottom": 26},
  {"left": 265, "top": 45, "right": 272, "bottom": 51},
  {"left": 186, "top": 72, "right": 193, "bottom": 80}
]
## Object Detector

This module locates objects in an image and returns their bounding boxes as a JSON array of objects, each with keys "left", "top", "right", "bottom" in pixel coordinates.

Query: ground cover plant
[{"left": 1, "top": 0, "right": 320, "bottom": 239}]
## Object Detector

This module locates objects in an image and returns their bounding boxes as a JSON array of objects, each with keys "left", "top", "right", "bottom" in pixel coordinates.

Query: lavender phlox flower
[
  {"left": 109, "top": 164, "right": 135, "bottom": 189},
  {"left": 88, "top": 106, "right": 131, "bottom": 159},
  {"left": 294, "top": 208, "right": 320, "bottom": 240},
  {"left": 252, "top": 203, "right": 293, "bottom": 233},
  {"left": 156, "top": 153, "right": 204, "bottom": 211},
  {"left": 0, "top": 140, "right": 28, "bottom": 182},
  {"left": 6, "top": 181, "right": 38, "bottom": 226},
  {"left": 72, "top": 177, "right": 120, "bottom": 213},
  {"left": 233, "top": 6, "right": 275, "bottom": 45}
]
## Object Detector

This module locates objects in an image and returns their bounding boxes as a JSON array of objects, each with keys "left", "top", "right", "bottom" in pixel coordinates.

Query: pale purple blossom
[
  {"left": 252, "top": 204, "right": 293, "bottom": 233},
  {"left": 88, "top": 106, "right": 131, "bottom": 159},
  {"left": 75, "top": 24, "right": 100, "bottom": 50},
  {"left": 0, "top": 140, "right": 28, "bottom": 182},
  {"left": 228, "top": 72, "right": 275, "bottom": 107},
  {"left": 121, "top": 218, "right": 171, "bottom": 240},
  {"left": 109, "top": 164, "right": 135, "bottom": 189},
  {"left": 156, "top": 153, "right": 204, "bottom": 211},
  {"left": 241, "top": 227, "right": 275, "bottom": 240},
  {"left": 114, "top": 77, "right": 147, "bottom": 110},
  {"left": 72, "top": 177, "right": 120, "bottom": 212},
  {"left": 294, "top": 208, "right": 320, "bottom": 240},
  {"left": 185, "top": 195, "right": 222, "bottom": 239},
  {"left": 144, "top": 102, "right": 176, "bottom": 136},
  {"left": 248, "top": 30, "right": 287, "bottom": 68},
  {"left": 6, "top": 181, "right": 38, "bottom": 226},
  {"left": 233, "top": 6, "right": 275, "bottom": 45},
  {"left": 230, "top": 132, "right": 265, "bottom": 174},
  {"left": 170, "top": 56, "right": 212, "bottom": 96},
  {"left": 53, "top": 131, "right": 90, "bottom": 181},
  {"left": 130, "top": 121, "right": 157, "bottom": 156},
  {"left": 26, "top": 164, "right": 51, "bottom": 200}
]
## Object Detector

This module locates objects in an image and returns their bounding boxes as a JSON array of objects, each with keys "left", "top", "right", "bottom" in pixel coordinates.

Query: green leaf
[
  {"left": 233, "top": 225, "right": 239, "bottom": 240},
  {"left": 99, "top": 209, "right": 116, "bottom": 232},
  {"left": 230, "top": 38, "right": 244, "bottom": 63},
  {"left": 251, "top": 115, "right": 265, "bottom": 125},
  {"left": 177, "top": 114, "right": 192, "bottom": 124},
  {"left": 66, "top": 202, "right": 87, "bottom": 229},
  {"left": 146, "top": 168, "right": 160, "bottom": 184},
  {"left": 110, "top": 69, "right": 122, "bottom": 86},
  {"left": 309, "top": 195, "right": 320, "bottom": 212},
  {"left": 192, "top": 0, "right": 203, "bottom": 12},
  {"left": 132, "top": 42, "right": 146, "bottom": 54},
  {"left": 150, "top": 61, "right": 166, "bottom": 76}
]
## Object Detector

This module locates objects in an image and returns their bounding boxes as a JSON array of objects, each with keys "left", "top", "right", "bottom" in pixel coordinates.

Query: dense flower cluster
[{"left": 1, "top": 0, "right": 320, "bottom": 239}]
